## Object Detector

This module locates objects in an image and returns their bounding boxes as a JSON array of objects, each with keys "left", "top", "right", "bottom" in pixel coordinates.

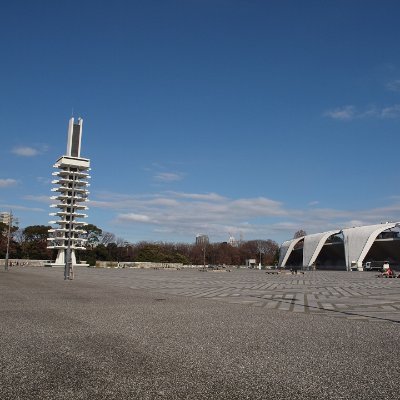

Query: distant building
[
  {"left": 246, "top": 259, "right": 257, "bottom": 268},
  {"left": 228, "top": 234, "right": 237, "bottom": 247},
  {"left": 0, "top": 212, "right": 11, "bottom": 225},
  {"left": 196, "top": 234, "right": 209, "bottom": 245}
]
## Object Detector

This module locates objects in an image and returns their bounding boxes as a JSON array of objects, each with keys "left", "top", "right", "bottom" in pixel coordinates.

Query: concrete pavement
[{"left": 1, "top": 267, "right": 399, "bottom": 399}]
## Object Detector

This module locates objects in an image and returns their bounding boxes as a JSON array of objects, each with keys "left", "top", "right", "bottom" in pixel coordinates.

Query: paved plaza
[
  {"left": 1, "top": 267, "right": 399, "bottom": 399},
  {"left": 82, "top": 267, "right": 400, "bottom": 323}
]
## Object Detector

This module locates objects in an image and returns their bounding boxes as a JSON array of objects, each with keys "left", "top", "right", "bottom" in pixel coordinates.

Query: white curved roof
[
  {"left": 342, "top": 222, "right": 400, "bottom": 268},
  {"left": 302, "top": 230, "right": 341, "bottom": 267},
  {"left": 278, "top": 240, "right": 291, "bottom": 267},
  {"left": 278, "top": 237, "right": 304, "bottom": 267}
]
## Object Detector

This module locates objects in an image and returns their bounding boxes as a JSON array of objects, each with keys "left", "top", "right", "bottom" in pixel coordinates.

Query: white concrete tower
[{"left": 47, "top": 117, "right": 91, "bottom": 276}]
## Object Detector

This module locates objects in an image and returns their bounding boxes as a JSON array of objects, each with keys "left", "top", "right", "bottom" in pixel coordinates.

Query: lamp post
[
  {"left": 5, "top": 211, "right": 12, "bottom": 271},
  {"left": 257, "top": 240, "right": 264, "bottom": 270},
  {"left": 4, "top": 212, "right": 18, "bottom": 271}
]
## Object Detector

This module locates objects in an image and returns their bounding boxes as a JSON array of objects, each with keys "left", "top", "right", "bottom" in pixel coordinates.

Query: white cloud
[
  {"left": 0, "top": 202, "right": 45, "bottom": 212},
  {"left": 93, "top": 191, "right": 289, "bottom": 240},
  {"left": 33, "top": 188, "right": 400, "bottom": 242},
  {"left": 0, "top": 178, "right": 18, "bottom": 188},
  {"left": 167, "top": 191, "right": 226, "bottom": 201},
  {"left": 147, "top": 198, "right": 179, "bottom": 207},
  {"left": 23, "top": 195, "right": 52, "bottom": 204},
  {"left": 381, "top": 104, "right": 400, "bottom": 118},
  {"left": 324, "top": 104, "right": 400, "bottom": 120},
  {"left": 230, "top": 197, "right": 285, "bottom": 217},
  {"left": 11, "top": 146, "right": 40, "bottom": 156},
  {"left": 11, "top": 144, "right": 49, "bottom": 157},
  {"left": 324, "top": 105, "right": 355, "bottom": 120},
  {"left": 36, "top": 177, "right": 51, "bottom": 185},
  {"left": 386, "top": 79, "right": 400, "bottom": 92},
  {"left": 154, "top": 172, "right": 184, "bottom": 182},
  {"left": 119, "top": 213, "right": 151, "bottom": 223}
]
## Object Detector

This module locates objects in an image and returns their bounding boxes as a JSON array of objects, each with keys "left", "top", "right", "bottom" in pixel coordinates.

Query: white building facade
[{"left": 0, "top": 212, "right": 11, "bottom": 225}]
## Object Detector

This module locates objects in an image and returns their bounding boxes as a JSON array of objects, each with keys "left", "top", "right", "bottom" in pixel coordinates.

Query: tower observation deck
[{"left": 46, "top": 117, "right": 91, "bottom": 278}]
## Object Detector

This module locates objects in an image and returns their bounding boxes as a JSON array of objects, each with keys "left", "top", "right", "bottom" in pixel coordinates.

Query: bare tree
[
  {"left": 14, "top": 228, "right": 25, "bottom": 246},
  {"left": 100, "top": 231, "right": 116, "bottom": 245},
  {"left": 260, "top": 239, "right": 279, "bottom": 265},
  {"left": 115, "top": 236, "right": 126, "bottom": 247},
  {"left": 294, "top": 229, "right": 307, "bottom": 239}
]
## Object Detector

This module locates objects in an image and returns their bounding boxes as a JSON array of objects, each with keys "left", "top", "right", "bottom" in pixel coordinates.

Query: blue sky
[{"left": 1, "top": 0, "right": 400, "bottom": 244}]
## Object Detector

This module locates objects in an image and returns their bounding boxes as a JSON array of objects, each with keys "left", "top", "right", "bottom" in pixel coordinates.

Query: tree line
[{"left": 0, "top": 222, "right": 280, "bottom": 266}]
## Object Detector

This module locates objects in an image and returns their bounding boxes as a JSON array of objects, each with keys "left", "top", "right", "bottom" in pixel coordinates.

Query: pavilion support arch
[
  {"left": 343, "top": 223, "right": 398, "bottom": 270},
  {"left": 278, "top": 237, "right": 304, "bottom": 268},
  {"left": 302, "top": 230, "right": 341, "bottom": 268}
]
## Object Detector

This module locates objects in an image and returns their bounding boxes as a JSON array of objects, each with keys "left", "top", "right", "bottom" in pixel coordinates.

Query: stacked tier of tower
[{"left": 47, "top": 157, "right": 91, "bottom": 251}]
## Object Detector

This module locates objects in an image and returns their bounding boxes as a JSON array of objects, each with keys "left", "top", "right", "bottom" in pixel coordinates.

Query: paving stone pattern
[{"left": 78, "top": 268, "right": 400, "bottom": 323}]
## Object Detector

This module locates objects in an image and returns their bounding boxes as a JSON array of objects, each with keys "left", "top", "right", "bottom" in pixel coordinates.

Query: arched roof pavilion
[{"left": 279, "top": 223, "right": 400, "bottom": 270}]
